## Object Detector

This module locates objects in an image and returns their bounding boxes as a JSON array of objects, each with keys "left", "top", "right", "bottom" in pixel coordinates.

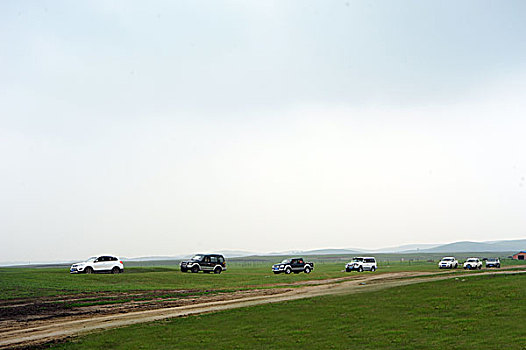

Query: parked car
[
  {"left": 463, "top": 258, "right": 482, "bottom": 270},
  {"left": 345, "top": 257, "right": 377, "bottom": 272},
  {"left": 438, "top": 257, "right": 458, "bottom": 269},
  {"left": 485, "top": 258, "right": 501, "bottom": 268},
  {"left": 272, "top": 258, "right": 314, "bottom": 274},
  {"left": 180, "top": 254, "right": 226, "bottom": 274},
  {"left": 70, "top": 255, "right": 123, "bottom": 274}
]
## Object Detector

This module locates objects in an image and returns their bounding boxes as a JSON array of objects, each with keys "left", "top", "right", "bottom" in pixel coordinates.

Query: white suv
[
  {"left": 463, "top": 258, "right": 482, "bottom": 270},
  {"left": 70, "top": 255, "right": 124, "bottom": 274},
  {"left": 438, "top": 257, "right": 458, "bottom": 269},
  {"left": 345, "top": 257, "right": 377, "bottom": 272},
  {"left": 485, "top": 258, "right": 501, "bottom": 268}
]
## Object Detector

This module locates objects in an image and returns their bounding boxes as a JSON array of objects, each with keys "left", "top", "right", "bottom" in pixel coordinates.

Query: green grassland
[
  {"left": 0, "top": 262, "right": 367, "bottom": 300},
  {"left": 50, "top": 273, "right": 526, "bottom": 350},
  {"left": 1, "top": 255, "right": 524, "bottom": 300}
]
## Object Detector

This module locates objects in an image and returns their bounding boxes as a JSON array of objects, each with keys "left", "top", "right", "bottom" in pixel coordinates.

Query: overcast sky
[{"left": 1, "top": 1, "right": 526, "bottom": 263}]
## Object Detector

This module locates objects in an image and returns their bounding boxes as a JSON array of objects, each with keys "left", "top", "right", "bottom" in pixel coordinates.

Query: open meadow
[
  {"left": 1, "top": 253, "right": 522, "bottom": 300},
  {"left": 1, "top": 254, "right": 525, "bottom": 349},
  {"left": 47, "top": 272, "right": 526, "bottom": 350}
]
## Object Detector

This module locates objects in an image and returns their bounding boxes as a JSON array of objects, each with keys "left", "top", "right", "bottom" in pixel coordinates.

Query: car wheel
[
  {"left": 497, "top": 264, "right": 501, "bottom": 268},
  {"left": 345, "top": 268, "right": 351, "bottom": 272},
  {"left": 358, "top": 266, "right": 363, "bottom": 272},
  {"left": 111, "top": 267, "right": 120, "bottom": 274},
  {"left": 191, "top": 266, "right": 199, "bottom": 273},
  {"left": 466, "top": 265, "right": 471, "bottom": 270},
  {"left": 214, "top": 267, "right": 222, "bottom": 274},
  {"left": 478, "top": 265, "right": 482, "bottom": 269},
  {"left": 304, "top": 266, "right": 311, "bottom": 274},
  {"left": 371, "top": 266, "right": 376, "bottom": 272},
  {"left": 84, "top": 267, "right": 93, "bottom": 274},
  {"left": 181, "top": 268, "right": 187, "bottom": 273},
  {"left": 285, "top": 267, "right": 292, "bottom": 274}
]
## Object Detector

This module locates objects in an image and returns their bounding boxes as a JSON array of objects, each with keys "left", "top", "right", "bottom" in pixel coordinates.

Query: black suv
[{"left": 180, "top": 254, "right": 226, "bottom": 274}]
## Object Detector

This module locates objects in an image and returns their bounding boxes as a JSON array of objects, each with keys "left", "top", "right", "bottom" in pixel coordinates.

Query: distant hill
[
  {"left": 124, "top": 256, "right": 183, "bottom": 262},
  {"left": 216, "top": 250, "right": 258, "bottom": 258},
  {"left": 112, "top": 239, "right": 526, "bottom": 261},
  {"left": 2, "top": 239, "right": 524, "bottom": 267},
  {"left": 123, "top": 250, "right": 257, "bottom": 261},
  {"left": 421, "top": 239, "right": 526, "bottom": 253},
  {"left": 372, "top": 243, "right": 440, "bottom": 253},
  {"left": 270, "top": 239, "right": 526, "bottom": 256},
  {"left": 299, "top": 248, "right": 362, "bottom": 256}
]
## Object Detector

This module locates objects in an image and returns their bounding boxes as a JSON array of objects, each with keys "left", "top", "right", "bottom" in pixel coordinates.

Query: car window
[
  {"left": 352, "top": 258, "right": 363, "bottom": 262},
  {"left": 281, "top": 259, "right": 291, "bottom": 264},
  {"left": 210, "top": 256, "right": 218, "bottom": 263},
  {"left": 218, "top": 257, "right": 224, "bottom": 263}
]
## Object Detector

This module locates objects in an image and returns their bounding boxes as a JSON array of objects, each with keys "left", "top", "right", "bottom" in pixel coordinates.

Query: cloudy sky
[{"left": 1, "top": 1, "right": 526, "bottom": 262}]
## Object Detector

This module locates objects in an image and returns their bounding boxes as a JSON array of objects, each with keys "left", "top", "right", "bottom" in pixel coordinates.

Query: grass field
[
  {"left": 49, "top": 273, "right": 526, "bottom": 349},
  {"left": 1, "top": 256, "right": 524, "bottom": 300},
  {"left": 0, "top": 263, "right": 401, "bottom": 300}
]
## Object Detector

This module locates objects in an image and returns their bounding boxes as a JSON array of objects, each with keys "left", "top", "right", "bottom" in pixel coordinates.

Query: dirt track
[{"left": 1, "top": 269, "right": 524, "bottom": 349}]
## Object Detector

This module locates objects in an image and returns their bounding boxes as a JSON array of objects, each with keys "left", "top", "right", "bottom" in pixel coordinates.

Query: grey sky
[{"left": 1, "top": 1, "right": 525, "bottom": 262}]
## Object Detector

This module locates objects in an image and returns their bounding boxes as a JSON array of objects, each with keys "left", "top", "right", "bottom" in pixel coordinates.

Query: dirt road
[{"left": 1, "top": 269, "right": 524, "bottom": 349}]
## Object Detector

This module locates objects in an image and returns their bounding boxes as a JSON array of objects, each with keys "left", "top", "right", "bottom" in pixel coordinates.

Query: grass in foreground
[{"left": 51, "top": 273, "right": 526, "bottom": 350}]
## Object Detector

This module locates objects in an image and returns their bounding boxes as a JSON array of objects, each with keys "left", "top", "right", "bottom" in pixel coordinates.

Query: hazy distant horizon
[
  {"left": 2, "top": 1, "right": 526, "bottom": 262},
  {"left": 2, "top": 237, "right": 525, "bottom": 266}
]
